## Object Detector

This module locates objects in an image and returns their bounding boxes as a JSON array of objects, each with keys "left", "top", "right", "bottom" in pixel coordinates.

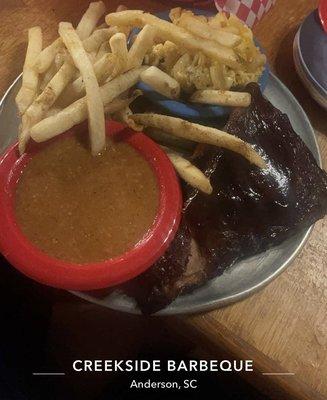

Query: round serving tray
[{"left": 0, "top": 72, "right": 321, "bottom": 315}]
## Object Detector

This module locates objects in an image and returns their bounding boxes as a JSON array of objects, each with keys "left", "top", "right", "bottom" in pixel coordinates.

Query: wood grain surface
[{"left": 0, "top": 1, "right": 326, "bottom": 399}]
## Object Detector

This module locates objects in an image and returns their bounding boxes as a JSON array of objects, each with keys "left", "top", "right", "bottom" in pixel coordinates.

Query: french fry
[
  {"left": 190, "top": 89, "right": 251, "bottom": 107},
  {"left": 145, "top": 127, "right": 194, "bottom": 151},
  {"left": 117, "top": 25, "right": 132, "bottom": 38},
  {"left": 207, "top": 13, "right": 228, "bottom": 29},
  {"left": 169, "top": 7, "right": 182, "bottom": 23},
  {"left": 140, "top": 66, "right": 180, "bottom": 99},
  {"left": 59, "top": 22, "right": 105, "bottom": 155},
  {"left": 130, "top": 113, "right": 266, "bottom": 168},
  {"left": 19, "top": 61, "right": 76, "bottom": 154},
  {"left": 32, "top": 97, "right": 87, "bottom": 142},
  {"left": 39, "top": 49, "right": 68, "bottom": 92},
  {"left": 54, "top": 48, "right": 69, "bottom": 70},
  {"left": 18, "top": 115, "right": 30, "bottom": 155},
  {"left": 104, "top": 89, "right": 142, "bottom": 114},
  {"left": 127, "top": 24, "right": 157, "bottom": 70},
  {"left": 163, "top": 147, "right": 213, "bottom": 194},
  {"left": 87, "top": 52, "right": 97, "bottom": 64},
  {"left": 15, "top": 26, "right": 42, "bottom": 114},
  {"left": 36, "top": 63, "right": 77, "bottom": 111},
  {"left": 209, "top": 64, "right": 228, "bottom": 90},
  {"left": 30, "top": 67, "right": 146, "bottom": 142},
  {"left": 39, "top": 62, "right": 57, "bottom": 91},
  {"left": 160, "top": 41, "right": 181, "bottom": 71},
  {"left": 95, "top": 41, "right": 111, "bottom": 61},
  {"left": 109, "top": 32, "right": 128, "bottom": 78},
  {"left": 83, "top": 27, "right": 118, "bottom": 52},
  {"left": 172, "top": 12, "right": 241, "bottom": 48},
  {"left": 34, "top": 1, "right": 106, "bottom": 74},
  {"left": 95, "top": 22, "right": 108, "bottom": 30},
  {"left": 76, "top": 1, "right": 106, "bottom": 40},
  {"left": 113, "top": 106, "right": 143, "bottom": 131},
  {"left": 106, "top": 10, "right": 144, "bottom": 25},
  {"left": 105, "top": 11, "right": 238, "bottom": 67},
  {"left": 46, "top": 107, "right": 62, "bottom": 117},
  {"left": 33, "top": 38, "right": 62, "bottom": 74},
  {"left": 58, "top": 52, "right": 116, "bottom": 106},
  {"left": 92, "top": 52, "right": 116, "bottom": 82},
  {"left": 220, "top": 26, "right": 240, "bottom": 34}
]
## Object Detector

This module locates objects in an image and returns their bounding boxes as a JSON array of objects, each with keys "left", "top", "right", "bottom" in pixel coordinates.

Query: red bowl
[{"left": 0, "top": 121, "right": 182, "bottom": 290}]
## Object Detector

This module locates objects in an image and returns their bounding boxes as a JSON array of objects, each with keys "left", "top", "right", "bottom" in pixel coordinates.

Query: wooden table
[{"left": 0, "top": 1, "right": 326, "bottom": 399}]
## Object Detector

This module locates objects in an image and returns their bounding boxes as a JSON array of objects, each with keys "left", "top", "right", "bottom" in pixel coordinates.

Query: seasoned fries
[
  {"left": 32, "top": 61, "right": 76, "bottom": 119},
  {"left": 16, "top": 2, "right": 267, "bottom": 196},
  {"left": 19, "top": 61, "right": 76, "bottom": 153},
  {"left": 59, "top": 22, "right": 105, "bottom": 154},
  {"left": 209, "top": 64, "right": 229, "bottom": 90},
  {"left": 15, "top": 27, "right": 42, "bottom": 114},
  {"left": 190, "top": 89, "right": 251, "bottom": 107},
  {"left": 104, "top": 89, "right": 142, "bottom": 114},
  {"left": 109, "top": 33, "right": 128, "bottom": 78},
  {"left": 33, "top": 1, "right": 105, "bottom": 74},
  {"left": 163, "top": 147, "right": 213, "bottom": 194},
  {"left": 58, "top": 52, "right": 116, "bottom": 106},
  {"left": 127, "top": 24, "right": 157, "bottom": 70},
  {"left": 16, "top": 3, "right": 266, "bottom": 160},
  {"left": 114, "top": 106, "right": 144, "bottom": 131},
  {"left": 30, "top": 68, "right": 146, "bottom": 142},
  {"left": 96, "top": 41, "right": 111, "bottom": 61},
  {"left": 33, "top": 38, "right": 62, "bottom": 74},
  {"left": 76, "top": 1, "right": 106, "bottom": 40},
  {"left": 92, "top": 52, "right": 116, "bottom": 83},
  {"left": 145, "top": 127, "right": 194, "bottom": 151},
  {"left": 83, "top": 27, "right": 118, "bottom": 52},
  {"left": 140, "top": 66, "right": 180, "bottom": 99},
  {"left": 39, "top": 63, "right": 58, "bottom": 91},
  {"left": 170, "top": 8, "right": 241, "bottom": 48},
  {"left": 18, "top": 115, "right": 29, "bottom": 155},
  {"left": 106, "top": 8, "right": 265, "bottom": 103},
  {"left": 131, "top": 113, "right": 266, "bottom": 168},
  {"left": 106, "top": 11, "right": 238, "bottom": 67}
]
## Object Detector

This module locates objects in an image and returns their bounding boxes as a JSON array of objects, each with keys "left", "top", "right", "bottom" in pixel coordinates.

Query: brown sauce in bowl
[{"left": 15, "top": 135, "right": 159, "bottom": 264}]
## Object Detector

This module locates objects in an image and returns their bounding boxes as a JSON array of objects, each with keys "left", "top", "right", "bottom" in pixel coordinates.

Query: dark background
[{"left": 0, "top": 257, "right": 269, "bottom": 400}]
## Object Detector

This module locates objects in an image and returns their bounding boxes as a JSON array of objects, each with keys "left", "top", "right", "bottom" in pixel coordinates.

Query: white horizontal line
[
  {"left": 33, "top": 372, "right": 66, "bottom": 376},
  {"left": 262, "top": 372, "right": 295, "bottom": 376}
]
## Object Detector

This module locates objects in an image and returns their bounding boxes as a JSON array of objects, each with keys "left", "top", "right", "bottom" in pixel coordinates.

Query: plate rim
[{"left": 73, "top": 224, "right": 313, "bottom": 316}]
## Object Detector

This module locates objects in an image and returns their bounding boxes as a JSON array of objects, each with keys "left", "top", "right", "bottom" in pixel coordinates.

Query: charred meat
[{"left": 124, "top": 83, "right": 327, "bottom": 314}]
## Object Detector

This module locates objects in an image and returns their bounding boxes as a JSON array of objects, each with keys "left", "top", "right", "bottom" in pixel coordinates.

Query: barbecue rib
[{"left": 124, "top": 83, "right": 327, "bottom": 314}]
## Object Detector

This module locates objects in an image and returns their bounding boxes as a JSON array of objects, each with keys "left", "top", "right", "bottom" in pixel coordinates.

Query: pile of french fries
[
  {"left": 107, "top": 8, "right": 265, "bottom": 106},
  {"left": 15, "top": 2, "right": 266, "bottom": 195}
]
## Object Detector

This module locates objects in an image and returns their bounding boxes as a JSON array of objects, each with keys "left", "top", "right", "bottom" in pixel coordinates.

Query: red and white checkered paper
[{"left": 214, "top": 0, "right": 276, "bottom": 27}]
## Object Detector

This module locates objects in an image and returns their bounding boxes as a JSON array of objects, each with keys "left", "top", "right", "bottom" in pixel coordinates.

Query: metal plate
[{"left": 0, "top": 72, "right": 321, "bottom": 315}]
